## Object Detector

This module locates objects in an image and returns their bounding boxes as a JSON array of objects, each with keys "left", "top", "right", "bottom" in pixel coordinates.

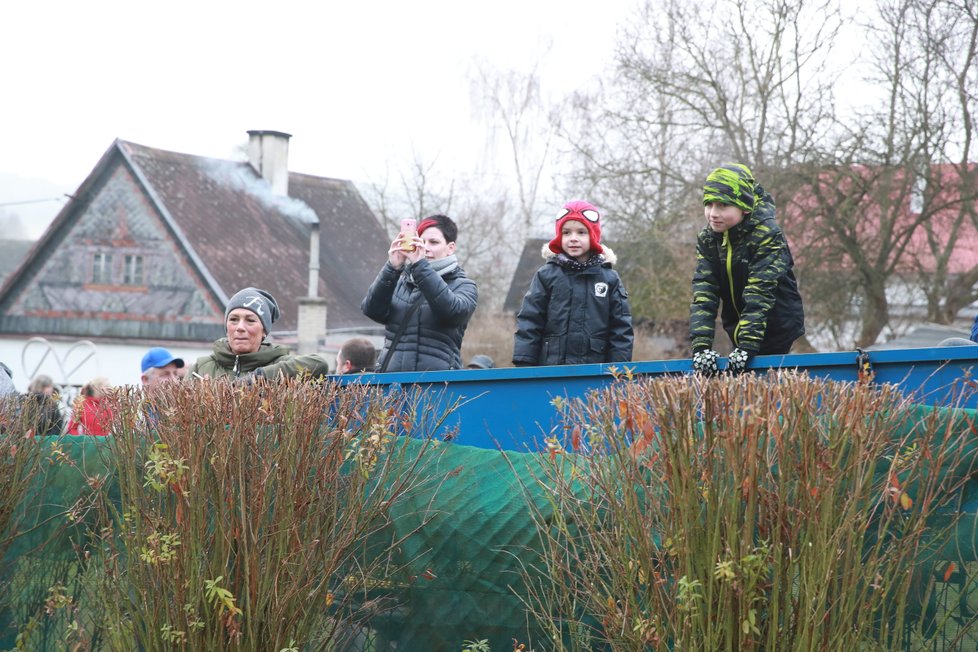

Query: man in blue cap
[
  {"left": 140, "top": 347, "right": 185, "bottom": 388},
  {"left": 465, "top": 354, "right": 495, "bottom": 370}
]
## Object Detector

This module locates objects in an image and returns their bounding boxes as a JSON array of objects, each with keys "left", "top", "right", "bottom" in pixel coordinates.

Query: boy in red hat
[{"left": 513, "top": 200, "right": 633, "bottom": 366}]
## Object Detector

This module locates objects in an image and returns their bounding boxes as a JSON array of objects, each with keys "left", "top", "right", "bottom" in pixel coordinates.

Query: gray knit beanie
[{"left": 225, "top": 287, "right": 280, "bottom": 335}]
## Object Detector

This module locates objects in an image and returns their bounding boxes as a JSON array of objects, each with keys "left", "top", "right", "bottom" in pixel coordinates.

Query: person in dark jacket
[
  {"left": 26, "top": 373, "right": 64, "bottom": 436},
  {"left": 361, "top": 214, "right": 478, "bottom": 372},
  {"left": 465, "top": 354, "right": 495, "bottom": 370},
  {"left": 187, "top": 287, "right": 330, "bottom": 380},
  {"left": 513, "top": 200, "right": 633, "bottom": 366},
  {"left": 690, "top": 163, "right": 805, "bottom": 375},
  {"left": 336, "top": 337, "right": 377, "bottom": 374}
]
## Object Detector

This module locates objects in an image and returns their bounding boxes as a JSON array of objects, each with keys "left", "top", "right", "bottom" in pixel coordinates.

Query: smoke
[{"left": 204, "top": 161, "right": 319, "bottom": 225}]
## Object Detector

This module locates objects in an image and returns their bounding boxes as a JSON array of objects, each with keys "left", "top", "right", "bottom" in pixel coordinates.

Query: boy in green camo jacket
[{"left": 690, "top": 163, "right": 805, "bottom": 374}]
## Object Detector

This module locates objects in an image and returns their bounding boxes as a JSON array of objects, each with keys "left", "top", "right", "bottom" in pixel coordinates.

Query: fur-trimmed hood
[{"left": 540, "top": 242, "right": 617, "bottom": 265}]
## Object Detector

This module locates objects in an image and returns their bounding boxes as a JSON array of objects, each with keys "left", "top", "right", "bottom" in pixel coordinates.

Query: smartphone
[{"left": 400, "top": 218, "right": 417, "bottom": 252}]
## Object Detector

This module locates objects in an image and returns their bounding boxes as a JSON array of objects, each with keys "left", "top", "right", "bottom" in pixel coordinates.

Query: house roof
[
  {"left": 504, "top": 238, "right": 549, "bottom": 313},
  {"left": 0, "top": 138, "right": 389, "bottom": 342},
  {"left": 783, "top": 163, "right": 978, "bottom": 275},
  {"left": 118, "top": 140, "right": 388, "bottom": 332}
]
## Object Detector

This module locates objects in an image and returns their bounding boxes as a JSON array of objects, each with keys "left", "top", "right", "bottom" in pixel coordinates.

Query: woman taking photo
[{"left": 361, "top": 214, "right": 478, "bottom": 372}]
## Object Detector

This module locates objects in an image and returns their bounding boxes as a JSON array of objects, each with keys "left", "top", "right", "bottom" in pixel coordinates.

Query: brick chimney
[
  {"left": 297, "top": 220, "right": 327, "bottom": 355},
  {"left": 247, "top": 130, "right": 291, "bottom": 195}
]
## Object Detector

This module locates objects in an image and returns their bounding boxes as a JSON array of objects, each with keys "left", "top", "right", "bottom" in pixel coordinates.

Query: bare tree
[
  {"left": 785, "top": 162, "right": 935, "bottom": 348},
  {"left": 470, "top": 59, "right": 557, "bottom": 237},
  {"left": 362, "top": 151, "right": 458, "bottom": 238},
  {"left": 0, "top": 210, "right": 31, "bottom": 240},
  {"left": 783, "top": 0, "right": 978, "bottom": 348},
  {"left": 562, "top": 0, "right": 977, "bottom": 350},
  {"left": 901, "top": 0, "right": 978, "bottom": 324},
  {"left": 361, "top": 58, "right": 570, "bottom": 315},
  {"left": 558, "top": 0, "right": 842, "bottom": 329},
  {"left": 360, "top": 151, "right": 520, "bottom": 312}
]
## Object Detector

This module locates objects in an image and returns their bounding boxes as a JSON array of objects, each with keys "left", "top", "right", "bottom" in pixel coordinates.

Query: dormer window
[
  {"left": 124, "top": 255, "right": 144, "bottom": 285},
  {"left": 89, "top": 252, "right": 145, "bottom": 287},
  {"left": 92, "top": 253, "right": 113, "bottom": 284}
]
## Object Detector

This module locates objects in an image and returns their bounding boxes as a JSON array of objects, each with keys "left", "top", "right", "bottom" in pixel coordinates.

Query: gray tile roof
[
  {"left": 121, "top": 140, "right": 388, "bottom": 332},
  {"left": 0, "top": 139, "right": 390, "bottom": 342},
  {"left": 504, "top": 238, "right": 549, "bottom": 313}
]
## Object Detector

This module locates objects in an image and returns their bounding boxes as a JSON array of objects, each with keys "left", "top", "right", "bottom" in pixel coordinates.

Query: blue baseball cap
[
  {"left": 466, "top": 354, "right": 495, "bottom": 369},
  {"left": 141, "top": 347, "right": 185, "bottom": 373}
]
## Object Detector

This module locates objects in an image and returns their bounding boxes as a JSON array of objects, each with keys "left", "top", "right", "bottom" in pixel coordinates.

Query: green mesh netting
[
  {"left": 2, "top": 404, "right": 978, "bottom": 650},
  {"left": 364, "top": 440, "right": 554, "bottom": 650},
  {"left": 0, "top": 435, "right": 555, "bottom": 650}
]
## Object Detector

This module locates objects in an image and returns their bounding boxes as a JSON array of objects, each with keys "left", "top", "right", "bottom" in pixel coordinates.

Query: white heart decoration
[{"left": 21, "top": 337, "right": 100, "bottom": 387}]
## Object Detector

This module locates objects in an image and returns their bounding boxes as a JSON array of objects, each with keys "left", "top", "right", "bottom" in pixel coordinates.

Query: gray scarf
[{"left": 409, "top": 254, "right": 458, "bottom": 281}]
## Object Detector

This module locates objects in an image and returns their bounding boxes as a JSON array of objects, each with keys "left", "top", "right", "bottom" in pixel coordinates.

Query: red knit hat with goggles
[{"left": 548, "top": 200, "right": 603, "bottom": 255}]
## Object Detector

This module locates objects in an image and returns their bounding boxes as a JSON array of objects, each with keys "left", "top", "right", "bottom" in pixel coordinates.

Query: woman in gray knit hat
[{"left": 186, "top": 287, "right": 330, "bottom": 380}]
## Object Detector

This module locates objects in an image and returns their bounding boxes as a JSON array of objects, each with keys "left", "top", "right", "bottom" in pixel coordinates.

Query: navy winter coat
[
  {"left": 513, "top": 247, "right": 633, "bottom": 366},
  {"left": 361, "top": 259, "right": 478, "bottom": 372}
]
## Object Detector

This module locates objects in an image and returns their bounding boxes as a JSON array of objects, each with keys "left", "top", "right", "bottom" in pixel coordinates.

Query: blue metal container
[{"left": 338, "top": 347, "right": 978, "bottom": 451}]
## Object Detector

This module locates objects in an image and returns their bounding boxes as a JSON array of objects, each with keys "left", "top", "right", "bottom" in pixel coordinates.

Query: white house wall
[{"left": 0, "top": 336, "right": 211, "bottom": 393}]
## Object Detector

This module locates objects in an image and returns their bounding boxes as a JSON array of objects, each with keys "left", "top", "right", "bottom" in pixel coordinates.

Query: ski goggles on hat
[{"left": 555, "top": 207, "right": 600, "bottom": 223}]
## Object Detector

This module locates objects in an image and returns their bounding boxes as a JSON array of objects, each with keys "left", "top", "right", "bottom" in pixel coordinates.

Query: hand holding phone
[{"left": 400, "top": 218, "right": 417, "bottom": 252}]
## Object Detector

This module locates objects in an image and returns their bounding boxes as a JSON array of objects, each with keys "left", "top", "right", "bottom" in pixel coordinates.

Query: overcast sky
[{"left": 1, "top": 0, "right": 633, "bottom": 237}]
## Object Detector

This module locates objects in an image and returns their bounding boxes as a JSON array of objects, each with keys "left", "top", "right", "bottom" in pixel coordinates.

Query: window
[
  {"left": 124, "top": 255, "right": 143, "bottom": 285},
  {"left": 92, "top": 253, "right": 112, "bottom": 284},
  {"left": 910, "top": 175, "right": 926, "bottom": 214}
]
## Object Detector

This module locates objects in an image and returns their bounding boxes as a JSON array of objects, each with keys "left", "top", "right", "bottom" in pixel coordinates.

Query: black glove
[
  {"left": 692, "top": 349, "right": 721, "bottom": 375},
  {"left": 727, "top": 348, "right": 751, "bottom": 374}
]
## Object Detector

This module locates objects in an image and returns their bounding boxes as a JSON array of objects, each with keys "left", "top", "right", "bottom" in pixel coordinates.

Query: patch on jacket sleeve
[{"left": 594, "top": 282, "right": 609, "bottom": 298}]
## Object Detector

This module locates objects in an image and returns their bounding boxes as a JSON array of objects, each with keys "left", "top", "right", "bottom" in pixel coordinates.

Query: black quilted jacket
[
  {"left": 513, "top": 247, "right": 633, "bottom": 366},
  {"left": 361, "top": 259, "right": 478, "bottom": 372}
]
